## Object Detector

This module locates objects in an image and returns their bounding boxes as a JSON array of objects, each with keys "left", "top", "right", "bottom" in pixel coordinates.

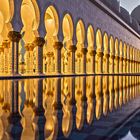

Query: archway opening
[
  {"left": 95, "top": 29, "right": 102, "bottom": 73},
  {"left": 114, "top": 38, "right": 119, "bottom": 73},
  {"left": 87, "top": 25, "right": 94, "bottom": 74},
  {"left": 103, "top": 33, "right": 108, "bottom": 73},
  {"left": 44, "top": 6, "right": 59, "bottom": 74},
  {"left": 62, "top": 14, "right": 73, "bottom": 74},
  {"left": 76, "top": 20, "right": 85, "bottom": 74},
  {"left": 21, "top": 0, "right": 40, "bottom": 74}
]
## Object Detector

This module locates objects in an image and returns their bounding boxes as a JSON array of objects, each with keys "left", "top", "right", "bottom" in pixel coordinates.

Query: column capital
[
  {"left": 2, "top": 40, "right": 10, "bottom": 48},
  {"left": 46, "top": 52, "right": 54, "bottom": 57},
  {"left": 0, "top": 47, "right": 4, "bottom": 52},
  {"left": 104, "top": 53, "right": 110, "bottom": 58},
  {"left": 33, "top": 37, "right": 45, "bottom": 47},
  {"left": 123, "top": 58, "right": 127, "bottom": 61},
  {"left": 119, "top": 56, "right": 123, "bottom": 61},
  {"left": 53, "top": 41, "right": 63, "bottom": 50},
  {"left": 69, "top": 45, "right": 77, "bottom": 52},
  {"left": 115, "top": 56, "right": 119, "bottom": 60},
  {"left": 8, "top": 31, "right": 21, "bottom": 42},
  {"left": 89, "top": 49, "right": 96, "bottom": 56},
  {"left": 81, "top": 47, "right": 88, "bottom": 55},
  {"left": 97, "top": 51, "right": 103, "bottom": 57},
  {"left": 110, "top": 54, "right": 115, "bottom": 59},
  {"left": 25, "top": 43, "right": 34, "bottom": 51}
]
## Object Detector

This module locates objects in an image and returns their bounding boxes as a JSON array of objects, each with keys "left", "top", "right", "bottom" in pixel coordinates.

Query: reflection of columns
[
  {"left": 69, "top": 45, "right": 77, "bottom": 74},
  {"left": 2, "top": 40, "right": 10, "bottom": 74},
  {"left": 95, "top": 76, "right": 102, "bottom": 120},
  {"left": 89, "top": 50, "right": 96, "bottom": 73},
  {"left": 8, "top": 80, "right": 22, "bottom": 139},
  {"left": 33, "top": 79, "right": 45, "bottom": 140},
  {"left": 8, "top": 31, "right": 21, "bottom": 75},
  {"left": 33, "top": 37, "right": 45, "bottom": 75},
  {"left": 0, "top": 46, "right": 4, "bottom": 74},
  {"left": 10, "top": 80, "right": 19, "bottom": 115},
  {"left": 34, "top": 79, "right": 44, "bottom": 114},
  {"left": 53, "top": 42, "right": 63, "bottom": 74},
  {"left": 81, "top": 48, "right": 87, "bottom": 74}
]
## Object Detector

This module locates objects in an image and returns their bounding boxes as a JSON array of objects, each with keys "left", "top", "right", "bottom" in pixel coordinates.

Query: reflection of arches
[
  {"left": 87, "top": 25, "right": 94, "bottom": 73},
  {"left": 62, "top": 14, "right": 74, "bottom": 74},
  {"left": 44, "top": 6, "right": 59, "bottom": 74},
  {"left": 21, "top": 0, "right": 40, "bottom": 43}
]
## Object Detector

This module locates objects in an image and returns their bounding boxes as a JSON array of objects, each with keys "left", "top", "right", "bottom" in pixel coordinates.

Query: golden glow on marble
[{"left": 0, "top": 2, "right": 139, "bottom": 76}]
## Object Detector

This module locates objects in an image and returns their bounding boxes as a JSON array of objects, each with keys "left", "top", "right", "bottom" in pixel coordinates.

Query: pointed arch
[
  {"left": 87, "top": 25, "right": 94, "bottom": 49},
  {"left": 109, "top": 35, "right": 114, "bottom": 55},
  {"left": 115, "top": 38, "right": 119, "bottom": 56},
  {"left": 103, "top": 32, "right": 108, "bottom": 53},
  {"left": 76, "top": 19, "right": 85, "bottom": 46},
  {"left": 62, "top": 13, "right": 73, "bottom": 45},
  {"left": 119, "top": 40, "right": 123, "bottom": 57},
  {"left": 123, "top": 42, "right": 127, "bottom": 58},
  {"left": 45, "top": 6, "right": 59, "bottom": 38},
  {"left": 21, "top": 0, "right": 40, "bottom": 43},
  {"left": 96, "top": 29, "right": 102, "bottom": 52}
]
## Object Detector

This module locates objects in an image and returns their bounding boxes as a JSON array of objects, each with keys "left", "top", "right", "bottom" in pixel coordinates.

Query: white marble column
[
  {"left": 69, "top": 45, "right": 77, "bottom": 74},
  {"left": 0, "top": 47, "right": 4, "bottom": 74},
  {"left": 81, "top": 48, "right": 88, "bottom": 74},
  {"left": 33, "top": 37, "right": 45, "bottom": 75},
  {"left": 96, "top": 51, "right": 103, "bottom": 74},
  {"left": 109, "top": 54, "right": 115, "bottom": 73},
  {"left": 89, "top": 50, "right": 96, "bottom": 74},
  {"left": 2, "top": 40, "right": 10, "bottom": 75},
  {"left": 103, "top": 53, "right": 109, "bottom": 74},
  {"left": 8, "top": 31, "right": 21, "bottom": 75},
  {"left": 53, "top": 42, "right": 63, "bottom": 74}
]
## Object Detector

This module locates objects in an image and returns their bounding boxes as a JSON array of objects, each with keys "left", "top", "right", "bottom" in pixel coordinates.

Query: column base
[
  {"left": 54, "top": 72, "right": 62, "bottom": 76},
  {"left": 36, "top": 73, "right": 46, "bottom": 76}
]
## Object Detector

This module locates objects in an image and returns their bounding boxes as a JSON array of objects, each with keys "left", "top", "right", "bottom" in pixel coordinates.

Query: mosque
[
  {"left": 0, "top": 0, "right": 140, "bottom": 76},
  {"left": 0, "top": 1, "right": 140, "bottom": 139}
]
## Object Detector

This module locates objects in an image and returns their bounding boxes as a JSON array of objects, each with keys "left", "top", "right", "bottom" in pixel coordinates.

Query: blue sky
[{"left": 120, "top": 0, "right": 140, "bottom": 13}]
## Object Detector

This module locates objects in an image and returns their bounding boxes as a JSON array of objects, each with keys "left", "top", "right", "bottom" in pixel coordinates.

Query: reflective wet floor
[{"left": 0, "top": 75, "right": 140, "bottom": 140}]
